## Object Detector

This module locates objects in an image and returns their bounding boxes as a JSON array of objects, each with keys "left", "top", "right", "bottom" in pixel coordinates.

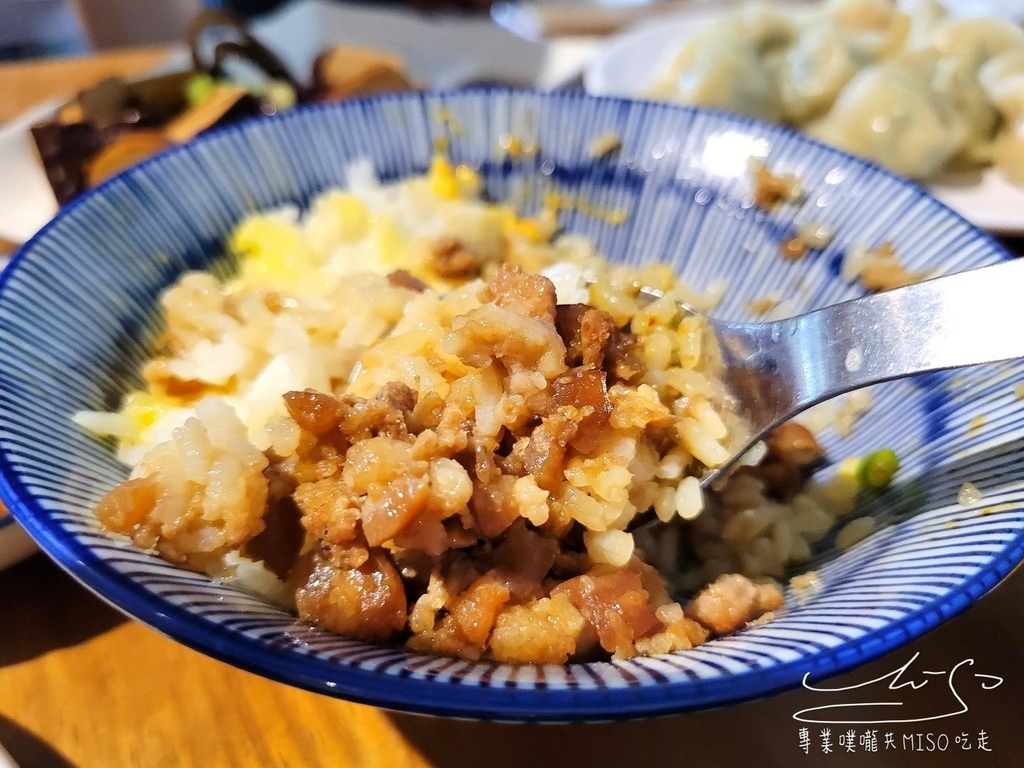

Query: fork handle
[
  {"left": 795, "top": 256, "right": 1024, "bottom": 407},
  {"left": 718, "top": 257, "right": 1024, "bottom": 434}
]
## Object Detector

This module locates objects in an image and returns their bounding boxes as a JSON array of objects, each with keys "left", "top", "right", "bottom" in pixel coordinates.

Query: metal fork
[{"left": 647, "top": 256, "right": 1024, "bottom": 491}]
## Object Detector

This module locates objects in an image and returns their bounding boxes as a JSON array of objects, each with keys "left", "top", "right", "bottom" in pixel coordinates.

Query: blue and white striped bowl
[{"left": 2, "top": 89, "right": 1022, "bottom": 721}]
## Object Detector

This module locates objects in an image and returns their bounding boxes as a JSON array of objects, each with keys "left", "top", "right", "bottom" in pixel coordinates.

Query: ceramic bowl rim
[{"left": 2, "top": 87, "right": 1021, "bottom": 721}]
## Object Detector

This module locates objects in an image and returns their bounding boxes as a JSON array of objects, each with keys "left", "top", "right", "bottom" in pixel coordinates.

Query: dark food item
[
  {"left": 428, "top": 236, "right": 482, "bottom": 279},
  {"left": 747, "top": 422, "right": 827, "bottom": 501},
  {"left": 311, "top": 46, "right": 416, "bottom": 102},
  {"left": 187, "top": 9, "right": 303, "bottom": 96},
  {"left": 164, "top": 87, "right": 273, "bottom": 145},
  {"left": 76, "top": 72, "right": 192, "bottom": 129},
  {"left": 386, "top": 270, "right": 429, "bottom": 292},
  {"left": 30, "top": 8, "right": 416, "bottom": 208},
  {"left": 555, "top": 303, "right": 645, "bottom": 384},
  {"left": 32, "top": 90, "right": 270, "bottom": 206},
  {"left": 86, "top": 131, "right": 172, "bottom": 188},
  {"left": 32, "top": 122, "right": 124, "bottom": 206},
  {"left": 33, "top": 69, "right": 196, "bottom": 204},
  {"left": 76, "top": 77, "right": 132, "bottom": 129},
  {"left": 32, "top": 10, "right": 294, "bottom": 206}
]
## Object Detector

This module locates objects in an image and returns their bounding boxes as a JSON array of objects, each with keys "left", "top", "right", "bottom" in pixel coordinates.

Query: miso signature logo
[{"left": 793, "top": 652, "right": 1003, "bottom": 724}]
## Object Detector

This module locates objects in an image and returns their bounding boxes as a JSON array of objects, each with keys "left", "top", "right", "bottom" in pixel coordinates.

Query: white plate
[
  {"left": 0, "top": 516, "right": 36, "bottom": 571},
  {"left": 583, "top": 7, "right": 1024, "bottom": 234},
  {"left": 0, "top": 98, "right": 64, "bottom": 247},
  {"left": 0, "top": 741, "right": 17, "bottom": 768},
  {"left": 249, "top": 0, "right": 592, "bottom": 90},
  {"left": 0, "top": 0, "right": 594, "bottom": 249}
]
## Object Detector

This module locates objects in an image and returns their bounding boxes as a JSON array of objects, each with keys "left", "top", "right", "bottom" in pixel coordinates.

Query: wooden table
[{"left": 2, "top": 49, "right": 1024, "bottom": 768}]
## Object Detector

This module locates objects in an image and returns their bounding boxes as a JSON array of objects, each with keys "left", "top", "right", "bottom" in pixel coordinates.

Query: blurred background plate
[
  {"left": 494, "top": 0, "right": 1024, "bottom": 39},
  {"left": 582, "top": 3, "right": 1024, "bottom": 233},
  {"left": 0, "top": 0, "right": 594, "bottom": 249},
  {"left": 249, "top": 0, "right": 593, "bottom": 90},
  {"left": 0, "top": 514, "right": 37, "bottom": 571}
]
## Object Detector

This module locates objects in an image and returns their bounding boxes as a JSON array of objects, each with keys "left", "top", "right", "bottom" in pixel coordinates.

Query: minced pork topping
[{"left": 79, "top": 162, "right": 845, "bottom": 664}]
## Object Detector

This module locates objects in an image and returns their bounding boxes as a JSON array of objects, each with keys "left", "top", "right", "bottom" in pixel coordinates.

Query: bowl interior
[{"left": 2, "top": 89, "right": 1023, "bottom": 721}]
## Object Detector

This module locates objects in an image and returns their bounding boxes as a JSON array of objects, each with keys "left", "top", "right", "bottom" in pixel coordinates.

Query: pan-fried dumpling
[
  {"left": 901, "top": 0, "right": 948, "bottom": 50},
  {"left": 651, "top": 34, "right": 784, "bottom": 122},
  {"left": 779, "top": 24, "right": 860, "bottom": 122},
  {"left": 822, "top": 0, "right": 909, "bottom": 60},
  {"left": 825, "top": 0, "right": 894, "bottom": 31},
  {"left": 925, "top": 19, "right": 1024, "bottom": 167},
  {"left": 811, "top": 62, "right": 966, "bottom": 179},
  {"left": 930, "top": 17, "right": 1024, "bottom": 68},
  {"left": 932, "top": 56, "right": 1000, "bottom": 165},
  {"left": 733, "top": 1, "right": 800, "bottom": 54},
  {"left": 980, "top": 49, "right": 1024, "bottom": 119},
  {"left": 992, "top": 122, "right": 1024, "bottom": 184},
  {"left": 979, "top": 50, "right": 1024, "bottom": 183}
]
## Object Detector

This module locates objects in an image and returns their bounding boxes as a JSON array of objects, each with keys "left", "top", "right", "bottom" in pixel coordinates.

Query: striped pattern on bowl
[{"left": 1, "top": 89, "right": 1022, "bottom": 721}]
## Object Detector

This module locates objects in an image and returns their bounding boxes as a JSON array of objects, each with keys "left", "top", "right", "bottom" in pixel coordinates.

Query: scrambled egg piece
[
  {"left": 231, "top": 214, "right": 320, "bottom": 294},
  {"left": 85, "top": 159, "right": 631, "bottom": 452}
]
